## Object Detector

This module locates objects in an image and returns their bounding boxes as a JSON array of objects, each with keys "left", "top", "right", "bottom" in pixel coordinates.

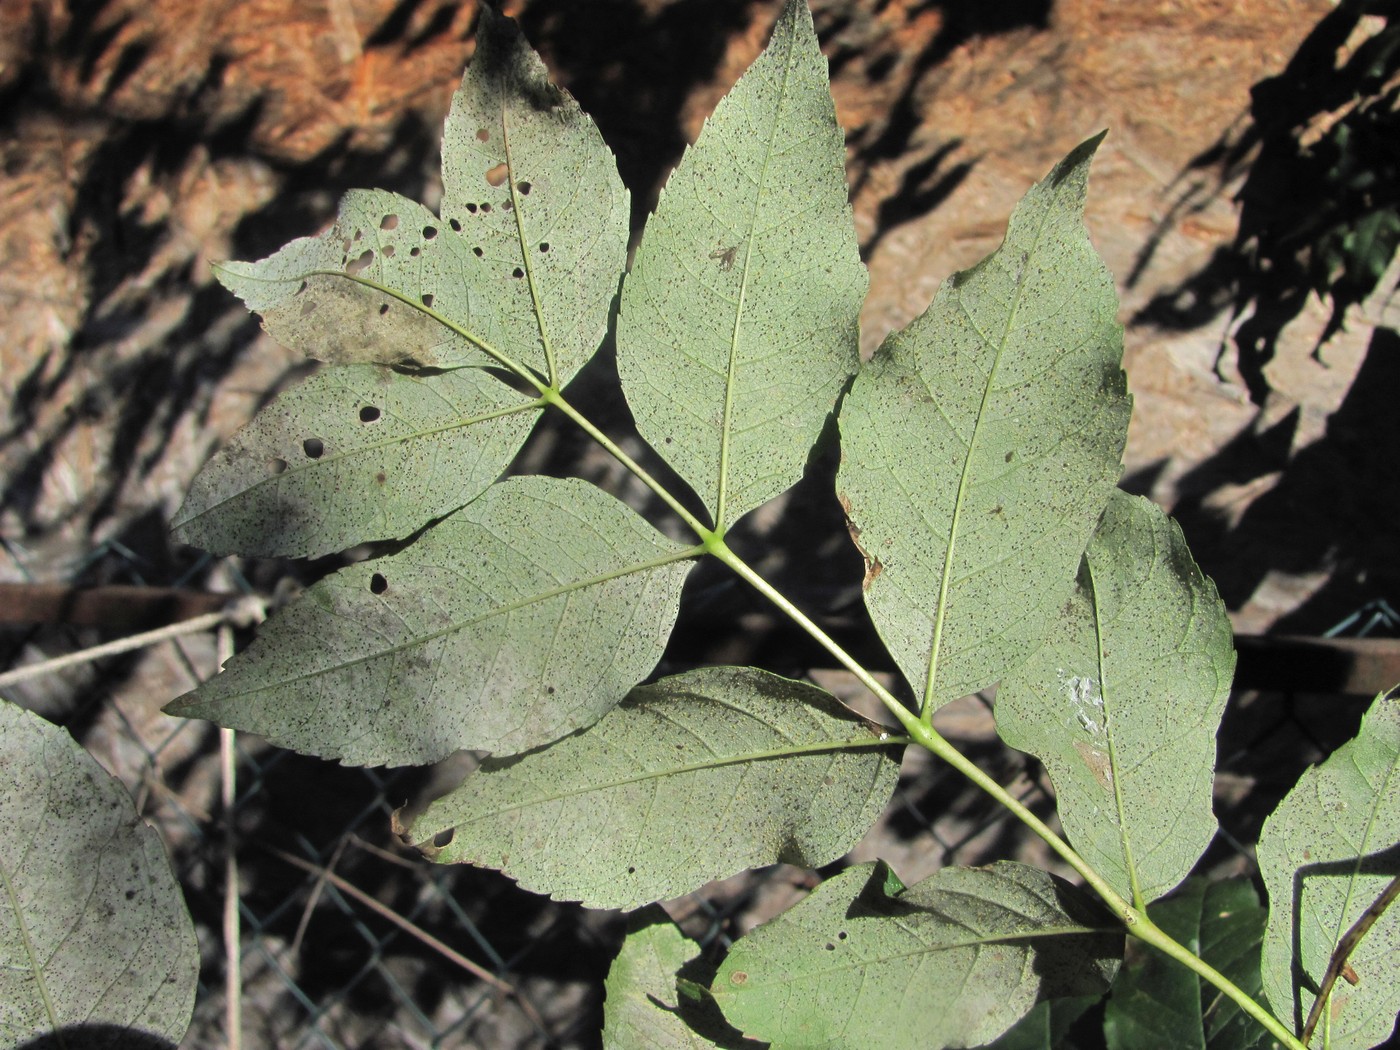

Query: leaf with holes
[
  {"left": 837, "top": 134, "right": 1130, "bottom": 712},
  {"left": 616, "top": 0, "right": 866, "bottom": 530},
  {"left": 167, "top": 477, "right": 695, "bottom": 766},
  {"left": 199, "top": 8, "right": 627, "bottom": 555},
  {"left": 398, "top": 667, "right": 901, "bottom": 908},
  {"left": 711, "top": 861, "right": 1121, "bottom": 1049},
  {"left": 217, "top": 10, "right": 625, "bottom": 382},
  {"left": 1257, "top": 694, "right": 1400, "bottom": 1049},
  {"left": 996, "top": 492, "right": 1235, "bottom": 905},
  {"left": 172, "top": 365, "right": 541, "bottom": 558},
  {"left": 0, "top": 700, "right": 198, "bottom": 1046}
]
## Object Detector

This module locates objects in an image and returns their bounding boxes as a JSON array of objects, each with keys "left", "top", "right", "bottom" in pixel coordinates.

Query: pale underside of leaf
[
  {"left": 0, "top": 701, "right": 198, "bottom": 1045},
  {"left": 837, "top": 134, "right": 1129, "bottom": 712},
  {"left": 617, "top": 0, "right": 865, "bottom": 529},
  {"left": 711, "top": 861, "right": 1121, "bottom": 1050},
  {"left": 403, "top": 666, "right": 901, "bottom": 909},
  {"left": 997, "top": 491, "right": 1235, "bottom": 906},
  {"left": 216, "top": 11, "right": 626, "bottom": 385},
  {"left": 603, "top": 914, "right": 741, "bottom": 1050},
  {"left": 166, "top": 476, "right": 696, "bottom": 766},
  {"left": 172, "top": 364, "right": 541, "bottom": 558},
  {"left": 440, "top": 5, "right": 630, "bottom": 388},
  {"left": 197, "top": 10, "right": 628, "bottom": 558},
  {"left": 1258, "top": 695, "right": 1400, "bottom": 1049}
]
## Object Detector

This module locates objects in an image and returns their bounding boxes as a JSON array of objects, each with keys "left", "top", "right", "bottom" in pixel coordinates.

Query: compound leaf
[
  {"left": 997, "top": 492, "right": 1235, "bottom": 905},
  {"left": 400, "top": 667, "right": 900, "bottom": 909},
  {"left": 0, "top": 700, "right": 197, "bottom": 1046},
  {"left": 712, "top": 861, "right": 1121, "bottom": 1049},
  {"left": 617, "top": 0, "right": 865, "bottom": 529},
  {"left": 171, "top": 364, "right": 540, "bottom": 558},
  {"left": 1258, "top": 694, "right": 1400, "bottom": 1049},
  {"left": 837, "top": 134, "right": 1129, "bottom": 711},
  {"left": 1104, "top": 878, "right": 1271, "bottom": 1050},
  {"left": 167, "top": 476, "right": 695, "bottom": 766}
]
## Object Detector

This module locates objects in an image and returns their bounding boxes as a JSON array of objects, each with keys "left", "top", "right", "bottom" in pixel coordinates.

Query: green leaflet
[
  {"left": 1104, "top": 878, "right": 1271, "bottom": 1050},
  {"left": 0, "top": 701, "right": 198, "bottom": 1046},
  {"left": 837, "top": 134, "right": 1129, "bottom": 712},
  {"left": 997, "top": 492, "right": 1235, "bottom": 905},
  {"left": 711, "top": 861, "right": 1121, "bottom": 1049},
  {"left": 603, "top": 918, "right": 716, "bottom": 1050},
  {"left": 401, "top": 667, "right": 901, "bottom": 909},
  {"left": 1258, "top": 694, "right": 1400, "bottom": 1049},
  {"left": 978, "top": 996, "right": 1100, "bottom": 1050},
  {"left": 617, "top": 0, "right": 866, "bottom": 530},
  {"left": 171, "top": 364, "right": 540, "bottom": 558},
  {"left": 167, "top": 477, "right": 695, "bottom": 766},
  {"left": 602, "top": 910, "right": 756, "bottom": 1050},
  {"left": 199, "top": 8, "right": 627, "bottom": 554},
  {"left": 439, "top": 7, "right": 630, "bottom": 388},
  {"left": 218, "top": 10, "right": 625, "bottom": 381}
]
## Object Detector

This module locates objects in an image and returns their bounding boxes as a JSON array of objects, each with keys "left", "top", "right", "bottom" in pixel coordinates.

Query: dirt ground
[{"left": 2, "top": 1, "right": 1397, "bottom": 1047}]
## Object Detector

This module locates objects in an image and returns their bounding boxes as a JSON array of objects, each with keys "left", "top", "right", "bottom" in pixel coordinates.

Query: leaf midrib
[
  {"left": 922, "top": 212, "right": 1060, "bottom": 713},
  {"left": 715, "top": 15, "right": 798, "bottom": 531},
  {"left": 181, "top": 545, "right": 701, "bottom": 703},
  {"left": 173, "top": 398, "right": 542, "bottom": 533},
  {"left": 450, "top": 734, "right": 896, "bottom": 823}
]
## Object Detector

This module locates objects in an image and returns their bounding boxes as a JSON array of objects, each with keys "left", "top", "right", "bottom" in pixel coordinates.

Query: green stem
[
  {"left": 709, "top": 540, "right": 1136, "bottom": 919},
  {"left": 1131, "top": 915, "right": 1307, "bottom": 1050},
  {"left": 543, "top": 389, "right": 717, "bottom": 541},
  {"left": 711, "top": 539, "right": 1305, "bottom": 1049},
  {"left": 548, "top": 391, "right": 1304, "bottom": 1050}
]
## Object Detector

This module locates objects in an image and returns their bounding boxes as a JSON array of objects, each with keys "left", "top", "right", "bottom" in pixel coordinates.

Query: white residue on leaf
[{"left": 1056, "top": 668, "right": 1105, "bottom": 735}]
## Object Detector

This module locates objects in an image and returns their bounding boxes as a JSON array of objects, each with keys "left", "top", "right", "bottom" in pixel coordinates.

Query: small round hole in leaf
[
  {"left": 380, "top": 214, "right": 399, "bottom": 230},
  {"left": 358, "top": 405, "right": 381, "bottom": 423},
  {"left": 516, "top": 181, "right": 531, "bottom": 195},
  {"left": 410, "top": 246, "right": 421, "bottom": 257},
  {"left": 267, "top": 457, "right": 288, "bottom": 474},
  {"left": 370, "top": 572, "right": 388, "bottom": 595},
  {"left": 346, "top": 248, "right": 375, "bottom": 276},
  {"left": 465, "top": 202, "right": 478, "bottom": 214},
  {"left": 480, "top": 202, "right": 492, "bottom": 213},
  {"left": 485, "top": 162, "right": 508, "bottom": 187},
  {"left": 421, "top": 293, "right": 434, "bottom": 308},
  {"left": 432, "top": 827, "right": 455, "bottom": 847},
  {"left": 502, "top": 199, "right": 513, "bottom": 211},
  {"left": 538, "top": 242, "right": 549, "bottom": 253},
  {"left": 302, "top": 438, "right": 324, "bottom": 458},
  {"left": 472, "top": 246, "right": 484, "bottom": 258},
  {"left": 382, "top": 244, "right": 395, "bottom": 258},
  {"left": 422, "top": 225, "right": 438, "bottom": 240},
  {"left": 449, "top": 218, "right": 461, "bottom": 232},
  {"left": 511, "top": 267, "right": 524, "bottom": 279},
  {"left": 475, "top": 127, "right": 489, "bottom": 142}
]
